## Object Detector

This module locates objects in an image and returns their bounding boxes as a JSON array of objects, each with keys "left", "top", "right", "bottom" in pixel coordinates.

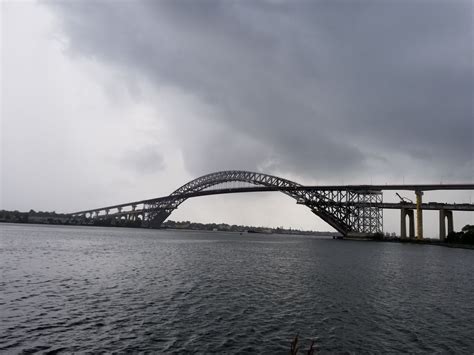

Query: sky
[{"left": 1, "top": 0, "right": 473, "bottom": 236}]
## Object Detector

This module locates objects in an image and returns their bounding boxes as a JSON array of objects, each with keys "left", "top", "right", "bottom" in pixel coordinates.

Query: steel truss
[{"left": 143, "top": 170, "right": 383, "bottom": 235}]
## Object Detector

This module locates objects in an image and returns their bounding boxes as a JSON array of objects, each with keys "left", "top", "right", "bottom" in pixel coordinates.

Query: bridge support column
[
  {"left": 401, "top": 209, "right": 415, "bottom": 239},
  {"left": 130, "top": 205, "right": 137, "bottom": 222},
  {"left": 439, "top": 210, "right": 453, "bottom": 241},
  {"left": 148, "top": 211, "right": 171, "bottom": 228},
  {"left": 447, "top": 210, "right": 454, "bottom": 235},
  {"left": 415, "top": 190, "right": 424, "bottom": 240}
]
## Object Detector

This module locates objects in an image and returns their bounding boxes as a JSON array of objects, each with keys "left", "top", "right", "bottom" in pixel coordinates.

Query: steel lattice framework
[{"left": 142, "top": 170, "right": 383, "bottom": 235}]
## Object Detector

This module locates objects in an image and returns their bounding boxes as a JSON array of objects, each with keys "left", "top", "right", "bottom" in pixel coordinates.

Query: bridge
[{"left": 69, "top": 170, "right": 474, "bottom": 240}]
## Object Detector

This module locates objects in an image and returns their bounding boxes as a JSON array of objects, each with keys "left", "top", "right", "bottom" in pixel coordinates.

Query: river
[{"left": 1, "top": 223, "right": 473, "bottom": 353}]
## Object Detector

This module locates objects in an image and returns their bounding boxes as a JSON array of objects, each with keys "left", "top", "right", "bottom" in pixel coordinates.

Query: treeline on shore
[
  {"left": 0, "top": 209, "right": 70, "bottom": 224},
  {"left": 2, "top": 209, "right": 472, "bottom": 243},
  {"left": 446, "top": 225, "right": 474, "bottom": 245},
  {"left": 0, "top": 209, "right": 336, "bottom": 236},
  {"left": 161, "top": 220, "right": 336, "bottom": 236}
]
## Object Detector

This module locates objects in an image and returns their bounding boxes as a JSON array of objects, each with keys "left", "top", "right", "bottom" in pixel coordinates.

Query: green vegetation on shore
[
  {"left": 446, "top": 225, "right": 474, "bottom": 245},
  {"left": 2, "top": 209, "right": 472, "bottom": 244},
  {"left": 0, "top": 209, "right": 70, "bottom": 224},
  {"left": 0, "top": 209, "right": 336, "bottom": 236},
  {"left": 161, "top": 220, "right": 334, "bottom": 236}
]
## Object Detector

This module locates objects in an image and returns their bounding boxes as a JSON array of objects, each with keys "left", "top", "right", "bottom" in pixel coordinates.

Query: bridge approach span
[{"left": 72, "top": 183, "right": 474, "bottom": 214}]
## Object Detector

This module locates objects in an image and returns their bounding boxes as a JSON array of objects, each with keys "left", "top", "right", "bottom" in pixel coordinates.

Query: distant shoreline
[
  {"left": 340, "top": 235, "right": 474, "bottom": 250},
  {"left": 0, "top": 218, "right": 338, "bottom": 238},
  {"left": 2, "top": 213, "right": 472, "bottom": 250},
  {"left": 381, "top": 237, "right": 474, "bottom": 250}
]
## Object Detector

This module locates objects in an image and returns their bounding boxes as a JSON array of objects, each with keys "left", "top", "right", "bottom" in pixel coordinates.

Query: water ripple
[{"left": 1, "top": 224, "right": 473, "bottom": 353}]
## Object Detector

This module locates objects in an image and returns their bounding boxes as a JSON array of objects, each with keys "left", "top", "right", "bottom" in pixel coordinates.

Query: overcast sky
[{"left": 1, "top": 0, "right": 473, "bottom": 235}]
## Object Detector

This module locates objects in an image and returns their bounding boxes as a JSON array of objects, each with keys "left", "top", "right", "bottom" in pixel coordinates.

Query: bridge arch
[{"left": 144, "top": 170, "right": 350, "bottom": 234}]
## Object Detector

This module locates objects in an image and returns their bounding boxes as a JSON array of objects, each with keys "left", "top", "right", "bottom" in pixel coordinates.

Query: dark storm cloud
[{"left": 46, "top": 0, "right": 473, "bottom": 179}]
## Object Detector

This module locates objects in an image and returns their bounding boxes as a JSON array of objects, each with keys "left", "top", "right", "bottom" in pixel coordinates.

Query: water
[{"left": 1, "top": 224, "right": 473, "bottom": 353}]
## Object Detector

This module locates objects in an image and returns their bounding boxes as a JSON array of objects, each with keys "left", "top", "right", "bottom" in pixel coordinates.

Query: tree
[{"left": 446, "top": 224, "right": 474, "bottom": 245}]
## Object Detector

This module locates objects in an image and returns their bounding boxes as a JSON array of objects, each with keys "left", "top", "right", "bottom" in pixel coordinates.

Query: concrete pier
[
  {"left": 401, "top": 208, "right": 415, "bottom": 239},
  {"left": 439, "top": 209, "right": 453, "bottom": 241},
  {"left": 415, "top": 190, "right": 424, "bottom": 240}
]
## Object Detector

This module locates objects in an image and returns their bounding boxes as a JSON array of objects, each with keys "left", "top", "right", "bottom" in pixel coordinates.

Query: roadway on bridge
[{"left": 72, "top": 184, "right": 474, "bottom": 215}]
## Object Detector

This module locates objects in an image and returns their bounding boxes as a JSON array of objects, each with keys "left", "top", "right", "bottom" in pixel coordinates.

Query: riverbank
[
  {"left": 395, "top": 238, "right": 474, "bottom": 250},
  {"left": 361, "top": 237, "right": 474, "bottom": 250},
  {"left": 0, "top": 219, "right": 337, "bottom": 238}
]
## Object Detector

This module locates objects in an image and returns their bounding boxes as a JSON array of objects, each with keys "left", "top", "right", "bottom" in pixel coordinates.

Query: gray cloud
[
  {"left": 120, "top": 145, "right": 165, "bottom": 174},
  {"left": 46, "top": 0, "right": 473, "bottom": 181}
]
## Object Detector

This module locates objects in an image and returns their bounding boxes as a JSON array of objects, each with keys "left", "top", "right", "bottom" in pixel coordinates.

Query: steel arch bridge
[{"left": 71, "top": 170, "right": 383, "bottom": 236}]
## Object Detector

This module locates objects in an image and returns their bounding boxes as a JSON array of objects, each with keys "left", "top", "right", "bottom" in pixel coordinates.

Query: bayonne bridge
[{"left": 69, "top": 170, "right": 474, "bottom": 240}]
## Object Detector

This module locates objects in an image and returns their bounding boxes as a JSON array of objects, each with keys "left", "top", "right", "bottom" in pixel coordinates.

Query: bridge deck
[
  {"left": 73, "top": 202, "right": 474, "bottom": 220},
  {"left": 72, "top": 184, "right": 474, "bottom": 215},
  {"left": 300, "top": 202, "right": 474, "bottom": 211}
]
